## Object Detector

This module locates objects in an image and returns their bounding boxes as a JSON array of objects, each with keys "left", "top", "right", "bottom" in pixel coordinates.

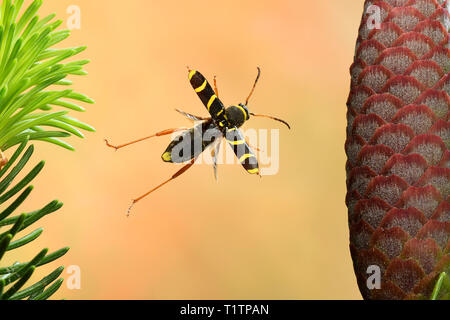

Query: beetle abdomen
[{"left": 162, "top": 120, "right": 222, "bottom": 163}]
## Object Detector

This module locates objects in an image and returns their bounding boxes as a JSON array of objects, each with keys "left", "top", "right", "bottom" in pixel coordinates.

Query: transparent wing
[
  {"left": 212, "top": 138, "right": 222, "bottom": 181},
  {"left": 175, "top": 108, "right": 209, "bottom": 122}
]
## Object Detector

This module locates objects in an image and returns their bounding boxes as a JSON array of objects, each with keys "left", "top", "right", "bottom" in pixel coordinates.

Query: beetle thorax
[{"left": 225, "top": 104, "right": 250, "bottom": 128}]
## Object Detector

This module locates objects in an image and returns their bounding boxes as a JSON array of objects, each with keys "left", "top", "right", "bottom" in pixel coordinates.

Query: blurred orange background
[{"left": 4, "top": 0, "right": 366, "bottom": 299}]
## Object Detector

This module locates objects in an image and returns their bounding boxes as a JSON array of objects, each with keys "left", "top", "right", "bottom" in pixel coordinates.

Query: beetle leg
[
  {"left": 127, "top": 157, "right": 197, "bottom": 216},
  {"left": 105, "top": 127, "right": 188, "bottom": 151}
]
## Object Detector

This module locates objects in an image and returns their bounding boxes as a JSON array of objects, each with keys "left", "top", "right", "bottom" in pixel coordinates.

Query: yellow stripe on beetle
[
  {"left": 239, "top": 154, "right": 255, "bottom": 163},
  {"left": 188, "top": 70, "right": 197, "bottom": 80},
  {"left": 236, "top": 105, "right": 248, "bottom": 121},
  {"left": 162, "top": 152, "right": 172, "bottom": 162},
  {"left": 207, "top": 95, "right": 217, "bottom": 111},
  {"left": 248, "top": 168, "right": 259, "bottom": 174},
  {"left": 227, "top": 139, "right": 245, "bottom": 145},
  {"left": 195, "top": 80, "right": 207, "bottom": 93}
]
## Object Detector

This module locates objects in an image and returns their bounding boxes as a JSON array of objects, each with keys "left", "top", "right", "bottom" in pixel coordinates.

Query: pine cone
[{"left": 346, "top": 0, "right": 449, "bottom": 300}]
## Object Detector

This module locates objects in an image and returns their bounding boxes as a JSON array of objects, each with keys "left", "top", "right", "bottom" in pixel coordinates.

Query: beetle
[{"left": 106, "top": 67, "right": 290, "bottom": 215}]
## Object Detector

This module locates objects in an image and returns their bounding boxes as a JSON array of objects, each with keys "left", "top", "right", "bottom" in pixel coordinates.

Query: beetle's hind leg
[
  {"left": 105, "top": 127, "right": 188, "bottom": 151},
  {"left": 127, "top": 157, "right": 198, "bottom": 216}
]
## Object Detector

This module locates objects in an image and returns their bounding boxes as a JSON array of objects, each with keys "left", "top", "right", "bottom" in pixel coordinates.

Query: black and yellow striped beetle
[{"left": 106, "top": 67, "right": 290, "bottom": 215}]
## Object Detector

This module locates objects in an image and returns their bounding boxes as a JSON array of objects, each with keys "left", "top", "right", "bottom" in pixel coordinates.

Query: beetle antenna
[
  {"left": 249, "top": 113, "right": 291, "bottom": 130},
  {"left": 245, "top": 67, "right": 261, "bottom": 106}
]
